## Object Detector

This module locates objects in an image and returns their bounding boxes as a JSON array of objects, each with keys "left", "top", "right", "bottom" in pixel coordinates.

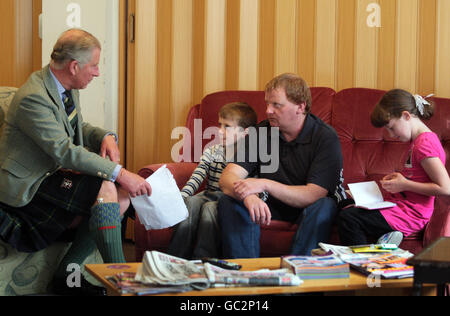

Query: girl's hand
[{"left": 380, "top": 172, "right": 407, "bottom": 194}]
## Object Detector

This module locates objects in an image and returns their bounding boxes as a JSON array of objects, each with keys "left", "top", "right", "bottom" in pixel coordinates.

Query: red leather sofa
[{"left": 135, "top": 88, "right": 450, "bottom": 261}]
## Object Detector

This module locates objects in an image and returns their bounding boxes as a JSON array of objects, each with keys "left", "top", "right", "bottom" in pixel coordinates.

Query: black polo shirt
[{"left": 233, "top": 114, "right": 343, "bottom": 222}]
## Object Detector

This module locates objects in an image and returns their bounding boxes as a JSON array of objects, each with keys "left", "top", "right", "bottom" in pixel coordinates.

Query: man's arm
[
  {"left": 264, "top": 181, "right": 328, "bottom": 209},
  {"left": 234, "top": 177, "right": 328, "bottom": 209},
  {"left": 220, "top": 163, "right": 272, "bottom": 225},
  {"left": 219, "top": 163, "right": 249, "bottom": 199}
]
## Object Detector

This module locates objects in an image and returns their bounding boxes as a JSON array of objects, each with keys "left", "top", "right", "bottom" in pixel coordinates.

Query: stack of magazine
[
  {"left": 281, "top": 255, "right": 350, "bottom": 279},
  {"left": 108, "top": 251, "right": 302, "bottom": 295},
  {"left": 318, "top": 243, "right": 414, "bottom": 279}
]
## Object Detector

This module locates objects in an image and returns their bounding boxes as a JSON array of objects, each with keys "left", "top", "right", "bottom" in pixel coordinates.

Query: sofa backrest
[
  {"left": 333, "top": 88, "right": 450, "bottom": 186},
  {"left": 181, "top": 87, "right": 450, "bottom": 188},
  {"left": 426, "top": 96, "right": 450, "bottom": 173},
  {"left": 0, "top": 87, "right": 17, "bottom": 137},
  {"left": 183, "top": 87, "right": 336, "bottom": 162}
]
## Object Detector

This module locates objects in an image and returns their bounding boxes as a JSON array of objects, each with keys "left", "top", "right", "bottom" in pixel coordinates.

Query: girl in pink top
[{"left": 339, "top": 89, "right": 450, "bottom": 246}]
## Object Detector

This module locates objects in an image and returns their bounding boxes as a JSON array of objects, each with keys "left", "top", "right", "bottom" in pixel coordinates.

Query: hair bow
[{"left": 413, "top": 94, "right": 433, "bottom": 116}]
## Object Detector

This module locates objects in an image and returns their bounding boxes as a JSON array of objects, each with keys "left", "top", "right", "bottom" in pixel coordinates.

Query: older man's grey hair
[{"left": 50, "top": 29, "right": 101, "bottom": 69}]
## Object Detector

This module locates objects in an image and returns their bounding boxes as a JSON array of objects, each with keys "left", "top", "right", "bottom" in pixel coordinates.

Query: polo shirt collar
[{"left": 280, "top": 114, "right": 314, "bottom": 145}]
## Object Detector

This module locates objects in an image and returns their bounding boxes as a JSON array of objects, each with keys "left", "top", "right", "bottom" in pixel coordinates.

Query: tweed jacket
[{"left": 0, "top": 65, "right": 117, "bottom": 207}]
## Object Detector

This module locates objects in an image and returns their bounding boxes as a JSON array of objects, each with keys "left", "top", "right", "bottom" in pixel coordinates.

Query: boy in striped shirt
[{"left": 167, "top": 102, "right": 258, "bottom": 259}]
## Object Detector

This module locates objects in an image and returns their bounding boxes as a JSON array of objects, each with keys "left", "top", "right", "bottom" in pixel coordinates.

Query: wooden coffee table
[{"left": 85, "top": 258, "right": 434, "bottom": 296}]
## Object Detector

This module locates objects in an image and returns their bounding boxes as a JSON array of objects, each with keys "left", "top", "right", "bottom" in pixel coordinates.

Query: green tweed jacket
[{"left": 0, "top": 65, "right": 117, "bottom": 207}]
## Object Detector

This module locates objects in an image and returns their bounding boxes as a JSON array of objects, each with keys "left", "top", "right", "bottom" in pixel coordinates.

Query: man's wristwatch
[{"left": 258, "top": 191, "right": 269, "bottom": 202}]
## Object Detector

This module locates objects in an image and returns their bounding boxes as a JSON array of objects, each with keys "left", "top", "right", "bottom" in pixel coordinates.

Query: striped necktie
[{"left": 63, "top": 90, "right": 78, "bottom": 131}]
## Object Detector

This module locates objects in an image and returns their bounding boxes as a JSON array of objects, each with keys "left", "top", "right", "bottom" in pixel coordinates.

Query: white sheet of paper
[
  {"left": 130, "top": 165, "right": 188, "bottom": 230},
  {"left": 348, "top": 181, "right": 396, "bottom": 210}
]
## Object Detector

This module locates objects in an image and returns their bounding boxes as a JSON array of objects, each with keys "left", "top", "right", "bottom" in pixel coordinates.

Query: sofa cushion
[
  {"left": 427, "top": 96, "right": 450, "bottom": 171},
  {"left": 332, "top": 88, "right": 410, "bottom": 185},
  {"left": 0, "top": 240, "right": 102, "bottom": 296},
  {"left": 0, "top": 87, "right": 17, "bottom": 136}
]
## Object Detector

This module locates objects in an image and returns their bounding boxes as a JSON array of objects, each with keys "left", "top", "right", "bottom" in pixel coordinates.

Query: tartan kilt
[{"left": 0, "top": 171, "right": 103, "bottom": 253}]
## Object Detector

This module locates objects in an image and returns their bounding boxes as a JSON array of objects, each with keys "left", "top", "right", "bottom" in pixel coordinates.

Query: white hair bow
[{"left": 413, "top": 94, "right": 434, "bottom": 116}]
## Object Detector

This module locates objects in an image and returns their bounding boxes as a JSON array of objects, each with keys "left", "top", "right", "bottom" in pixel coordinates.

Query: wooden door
[{"left": 0, "top": 0, "right": 41, "bottom": 87}]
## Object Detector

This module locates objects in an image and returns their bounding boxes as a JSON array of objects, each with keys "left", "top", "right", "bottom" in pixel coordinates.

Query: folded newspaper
[{"left": 133, "top": 251, "right": 302, "bottom": 292}]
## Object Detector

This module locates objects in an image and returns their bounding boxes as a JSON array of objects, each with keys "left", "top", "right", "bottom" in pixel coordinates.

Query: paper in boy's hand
[
  {"left": 130, "top": 165, "right": 188, "bottom": 230},
  {"left": 347, "top": 181, "right": 397, "bottom": 210}
]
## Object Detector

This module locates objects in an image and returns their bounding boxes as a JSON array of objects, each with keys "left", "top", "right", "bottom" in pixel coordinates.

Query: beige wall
[
  {"left": 42, "top": 0, "right": 119, "bottom": 132},
  {"left": 129, "top": 0, "right": 450, "bottom": 168}
]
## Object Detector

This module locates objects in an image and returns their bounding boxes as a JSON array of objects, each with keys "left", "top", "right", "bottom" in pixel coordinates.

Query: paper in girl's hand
[
  {"left": 130, "top": 165, "right": 188, "bottom": 230},
  {"left": 348, "top": 181, "right": 397, "bottom": 210}
]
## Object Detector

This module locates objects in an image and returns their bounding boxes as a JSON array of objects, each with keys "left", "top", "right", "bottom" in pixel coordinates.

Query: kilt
[{"left": 0, "top": 170, "right": 103, "bottom": 253}]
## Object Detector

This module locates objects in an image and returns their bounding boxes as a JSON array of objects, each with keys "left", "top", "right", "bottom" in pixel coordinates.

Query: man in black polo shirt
[{"left": 218, "top": 73, "right": 345, "bottom": 258}]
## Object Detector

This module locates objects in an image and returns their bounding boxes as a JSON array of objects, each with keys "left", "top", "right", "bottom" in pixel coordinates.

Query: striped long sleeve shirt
[{"left": 181, "top": 144, "right": 227, "bottom": 197}]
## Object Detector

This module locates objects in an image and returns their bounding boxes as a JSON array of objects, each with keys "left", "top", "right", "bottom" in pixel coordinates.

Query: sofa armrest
[
  {"left": 138, "top": 162, "right": 198, "bottom": 191},
  {"left": 424, "top": 196, "right": 450, "bottom": 247}
]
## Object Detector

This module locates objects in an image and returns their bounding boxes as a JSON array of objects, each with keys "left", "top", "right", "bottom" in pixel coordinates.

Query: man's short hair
[
  {"left": 219, "top": 102, "right": 258, "bottom": 129},
  {"left": 51, "top": 29, "right": 101, "bottom": 69},
  {"left": 265, "top": 73, "right": 312, "bottom": 113}
]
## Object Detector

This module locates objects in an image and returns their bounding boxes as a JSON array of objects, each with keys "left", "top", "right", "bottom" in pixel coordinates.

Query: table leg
[
  {"left": 411, "top": 280, "right": 422, "bottom": 296},
  {"left": 437, "top": 284, "right": 446, "bottom": 296}
]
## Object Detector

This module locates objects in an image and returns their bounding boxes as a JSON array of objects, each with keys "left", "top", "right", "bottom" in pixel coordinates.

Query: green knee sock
[
  {"left": 54, "top": 220, "right": 96, "bottom": 282},
  {"left": 89, "top": 203, "right": 126, "bottom": 264}
]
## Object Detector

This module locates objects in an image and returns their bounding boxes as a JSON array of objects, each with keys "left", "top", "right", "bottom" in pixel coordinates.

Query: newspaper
[
  {"left": 204, "top": 263, "right": 302, "bottom": 286},
  {"left": 135, "top": 251, "right": 210, "bottom": 290},
  {"left": 133, "top": 251, "right": 302, "bottom": 292},
  {"left": 106, "top": 272, "right": 191, "bottom": 295}
]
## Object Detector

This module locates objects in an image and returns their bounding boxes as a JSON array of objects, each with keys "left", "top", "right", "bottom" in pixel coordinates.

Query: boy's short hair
[{"left": 219, "top": 102, "right": 258, "bottom": 129}]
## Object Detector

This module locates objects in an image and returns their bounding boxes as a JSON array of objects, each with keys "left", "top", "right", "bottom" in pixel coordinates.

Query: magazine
[
  {"left": 342, "top": 253, "right": 414, "bottom": 279},
  {"left": 347, "top": 181, "right": 396, "bottom": 210},
  {"left": 318, "top": 243, "right": 414, "bottom": 279},
  {"left": 281, "top": 255, "right": 349, "bottom": 279}
]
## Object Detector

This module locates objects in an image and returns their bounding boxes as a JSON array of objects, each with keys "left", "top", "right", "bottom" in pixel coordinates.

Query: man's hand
[
  {"left": 100, "top": 135, "right": 121, "bottom": 164},
  {"left": 243, "top": 194, "right": 271, "bottom": 226},
  {"left": 233, "top": 178, "right": 268, "bottom": 201},
  {"left": 116, "top": 168, "right": 152, "bottom": 197}
]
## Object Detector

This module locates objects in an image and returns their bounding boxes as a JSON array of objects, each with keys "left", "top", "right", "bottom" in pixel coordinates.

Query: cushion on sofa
[
  {"left": 0, "top": 240, "right": 102, "bottom": 296},
  {"left": 332, "top": 88, "right": 411, "bottom": 184}
]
